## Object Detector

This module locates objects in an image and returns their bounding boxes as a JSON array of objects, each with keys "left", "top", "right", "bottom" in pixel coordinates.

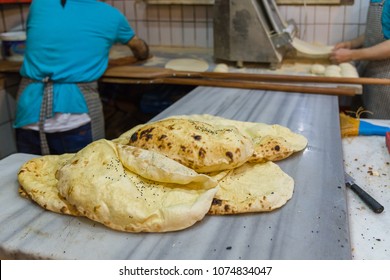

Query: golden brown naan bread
[
  {"left": 250, "top": 135, "right": 295, "bottom": 163},
  {"left": 122, "top": 118, "right": 254, "bottom": 173},
  {"left": 17, "top": 114, "right": 308, "bottom": 233},
  {"left": 116, "top": 144, "right": 216, "bottom": 189},
  {"left": 17, "top": 154, "right": 80, "bottom": 216},
  {"left": 208, "top": 162, "right": 294, "bottom": 215},
  {"left": 168, "top": 114, "right": 308, "bottom": 163},
  {"left": 56, "top": 139, "right": 219, "bottom": 232}
]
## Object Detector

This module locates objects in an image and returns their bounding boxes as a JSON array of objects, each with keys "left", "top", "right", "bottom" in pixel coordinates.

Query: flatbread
[
  {"left": 17, "top": 115, "right": 307, "bottom": 233},
  {"left": 116, "top": 144, "right": 216, "bottom": 188},
  {"left": 166, "top": 114, "right": 308, "bottom": 163},
  {"left": 165, "top": 58, "right": 209, "bottom": 72},
  {"left": 56, "top": 139, "right": 218, "bottom": 232},
  {"left": 123, "top": 118, "right": 255, "bottom": 173},
  {"left": 208, "top": 162, "right": 294, "bottom": 215},
  {"left": 17, "top": 154, "right": 80, "bottom": 216}
]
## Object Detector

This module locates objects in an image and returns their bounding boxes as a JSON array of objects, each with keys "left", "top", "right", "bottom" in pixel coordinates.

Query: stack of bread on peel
[{"left": 18, "top": 114, "right": 307, "bottom": 232}]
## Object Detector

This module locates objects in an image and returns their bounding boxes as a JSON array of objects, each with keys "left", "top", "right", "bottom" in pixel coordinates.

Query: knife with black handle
[{"left": 345, "top": 172, "right": 384, "bottom": 214}]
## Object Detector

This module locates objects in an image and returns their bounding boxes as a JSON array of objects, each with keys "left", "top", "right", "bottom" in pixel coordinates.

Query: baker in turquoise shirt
[
  {"left": 330, "top": 0, "right": 390, "bottom": 119},
  {"left": 15, "top": 0, "right": 149, "bottom": 155}
]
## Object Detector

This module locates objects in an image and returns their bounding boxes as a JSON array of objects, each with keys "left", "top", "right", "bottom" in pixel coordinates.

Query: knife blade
[{"left": 344, "top": 172, "right": 384, "bottom": 213}]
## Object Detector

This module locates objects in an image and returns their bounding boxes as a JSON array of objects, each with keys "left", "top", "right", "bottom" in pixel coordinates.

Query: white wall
[
  {"left": 0, "top": 1, "right": 369, "bottom": 47},
  {"left": 104, "top": 0, "right": 369, "bottom": 48}
]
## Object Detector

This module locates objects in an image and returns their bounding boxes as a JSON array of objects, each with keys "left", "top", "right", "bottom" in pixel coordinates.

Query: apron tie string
[{"left": 38, "top": 76, "right": 53, "bottom": 155}]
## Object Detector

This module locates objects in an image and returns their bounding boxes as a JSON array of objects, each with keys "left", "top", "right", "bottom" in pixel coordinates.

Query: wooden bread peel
[
  {"left": 104, "top": 65, "right": 390, "bottom": 85},
  {"left": 103, "top": 65, "right": 390, "bottom": 96}
]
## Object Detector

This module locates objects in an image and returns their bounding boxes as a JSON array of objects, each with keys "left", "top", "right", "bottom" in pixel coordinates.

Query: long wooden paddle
[{"left": 104, "top": 65, "right": 390, "bottom": 86}]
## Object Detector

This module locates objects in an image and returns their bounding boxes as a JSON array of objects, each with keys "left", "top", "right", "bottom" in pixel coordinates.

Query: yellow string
[{"left": 345, "top": 106, "right": 373, "bottom": 119}]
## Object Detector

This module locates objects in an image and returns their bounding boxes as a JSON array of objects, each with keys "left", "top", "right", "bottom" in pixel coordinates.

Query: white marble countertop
[
  {"left": 4, "top": 88, "right": 390, "bottom": 260},
  {"left": 0, "top": 87, "right": 351, "bottom": 260},
  {"left": 0, "top": 90, "right": 390, "bottom": 260},
  {"left": 342, "top": 119, "right": 390, "bottom": 259}
]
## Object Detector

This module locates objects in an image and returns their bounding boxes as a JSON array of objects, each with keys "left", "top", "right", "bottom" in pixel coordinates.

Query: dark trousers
[{"left": 15, "top": 123, "right": 92, "bottom": 155}]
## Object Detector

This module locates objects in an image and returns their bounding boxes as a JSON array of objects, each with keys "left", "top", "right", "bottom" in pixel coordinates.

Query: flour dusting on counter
[{"left": 343, "top": 120, "right": 390, "bottom": 259}]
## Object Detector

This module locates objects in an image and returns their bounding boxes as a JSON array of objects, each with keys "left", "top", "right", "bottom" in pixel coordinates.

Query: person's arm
[
  {"left": 127, "top": 35, "right": 150, "bottom": 61},
  {"left": 333, "top": 35, "right": 365, "bottom": 50},
  {"left": 330, "top": 39, "right": 390, "bottom": 64}
]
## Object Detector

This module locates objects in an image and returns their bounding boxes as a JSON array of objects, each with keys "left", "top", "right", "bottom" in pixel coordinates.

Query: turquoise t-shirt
[
  {"left": 371, "top": 0, "right": 390, "bottom": 39},
  {"left": 15, "top": 0, "right": 135, "bottom": 128}
]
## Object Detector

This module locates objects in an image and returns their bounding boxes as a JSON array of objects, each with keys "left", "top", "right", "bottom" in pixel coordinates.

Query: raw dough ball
[
  {"left": 326, "top": 65, "right": 341, "bottom": 73},
  {"left": 325, "top": 70, "right": 342, "bottom": 77},
  {"left": 341, "top": 68, "right": 358, "bottom": 77},
  {"left": 165, "top": 58, "right": 209, "bottom": 72},
  {"left": 324, "top": 65, "right": 342, "bottom": 77},
  {"left": 213, "top": 63, "right": 229, "bottom": 73},
  {"left": 310, "top": 64, "right": 326, "bottom": 75},
  {"left": 339, "top": 63, "right": 359, "bottom": 77},
  {"left": 339, "top": 63, "right": 355, "bottom": 71}
]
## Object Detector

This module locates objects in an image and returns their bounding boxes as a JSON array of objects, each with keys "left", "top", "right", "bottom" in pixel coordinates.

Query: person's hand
[
  {"left": 329, "top": 48, "right": 354, "bottom": 64},
  {"left": 333, "top": 41, "right": 352, "bottom": 50}
]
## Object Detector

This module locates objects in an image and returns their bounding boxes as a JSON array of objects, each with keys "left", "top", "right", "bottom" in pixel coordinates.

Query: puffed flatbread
[
  {"left": 17, "top": 114, "right": 307, "bottom": 233},
  {"left": 17, "top": 154, "right": 80, "bottom": 216},
  {"left": 169, "top": 114, "right": 308, "bottom": 163},
  {"left": 208, "top": 162, "right": 294, "bottom": 215},
  {"left": 120, "top": 118, "right": 254, "bottom": 173},
  {"left": 116, "top": 144, "right": 216, "bottom": 189},
  {"left": 56, "top": 139, "right": 219, "bottom": 232}
]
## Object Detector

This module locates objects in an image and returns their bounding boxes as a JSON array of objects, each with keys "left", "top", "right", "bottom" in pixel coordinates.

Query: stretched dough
[
  {"left": 165, "top": 58, "right": 209, "bottom": 72},
  {"left": 292, "top": 38, "right": 333, "bottom": 58}
]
